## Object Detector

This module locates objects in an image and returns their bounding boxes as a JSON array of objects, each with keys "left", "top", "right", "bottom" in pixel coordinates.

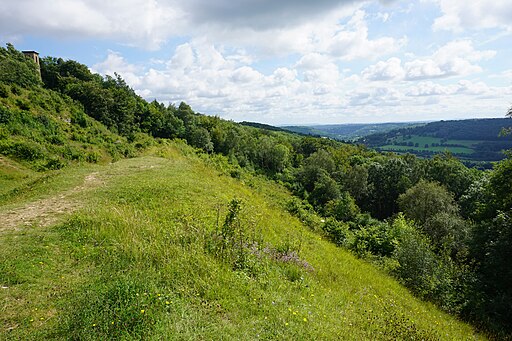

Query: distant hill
[
  {"left": 358, "top": 118, "right": 512, "bottom": 162},
  {"left": 239, "top": 121, "right": 290, "bottom": 133},
  {"left": 281, "top": 122, "right": 421, "bottom": 141}
]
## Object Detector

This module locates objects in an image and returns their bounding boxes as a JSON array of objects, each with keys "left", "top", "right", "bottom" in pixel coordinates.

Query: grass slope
[{"left": 1, "top": 143, "right": 482, "bottom": 340}]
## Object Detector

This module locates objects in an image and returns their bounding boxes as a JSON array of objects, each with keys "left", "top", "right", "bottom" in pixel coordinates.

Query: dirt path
[{"left": 0, "top": 172, "right": 103, "bottom": 231}]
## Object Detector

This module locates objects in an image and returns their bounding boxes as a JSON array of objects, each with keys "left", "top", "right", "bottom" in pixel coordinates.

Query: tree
[
  {"left": 365, "top": 157, "right": 412, "bottom": 219},
  {"left": 424, "top": 155, "right": 477, "bottom": 199},
  {"left": 309, "top": 171, "right": 340, "bottom": 208},
  {"left": 324, "top": 191, "right": 360, "bottom": 221},
  {"left": 398, "top": 180, "right": 458, "bottom": 226},
  {"left": 189, "top": 127, "right": 214, "bottom": 153},
  {"left": 0, "top": 43, "right": 42, "bottom": 88}
]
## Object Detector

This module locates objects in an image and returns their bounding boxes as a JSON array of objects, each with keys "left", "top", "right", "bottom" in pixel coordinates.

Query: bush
[
  {"left": 322, "top": 218, "right": 350, "bottom": 246},
  {"left": 392, "top": 225, "right": 441, "bottom": 298},
  {"left": 1, "top": 140, "right": 45, "bottom": 161},
  {"left": 324, "top": 191, "right": 360, "bottom": 221},
  {"left": 0, "top": 83, "right": 9, "bottom": 98}
]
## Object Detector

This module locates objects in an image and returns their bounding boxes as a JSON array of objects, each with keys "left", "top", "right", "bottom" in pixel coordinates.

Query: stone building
[{"left": 22, "top": 50, "right": 41, "bottom": 77}]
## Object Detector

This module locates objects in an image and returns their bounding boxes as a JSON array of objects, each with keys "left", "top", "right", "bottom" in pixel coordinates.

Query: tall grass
[{"left": 0, "top": 145, "right": 483, "bottom": 340}]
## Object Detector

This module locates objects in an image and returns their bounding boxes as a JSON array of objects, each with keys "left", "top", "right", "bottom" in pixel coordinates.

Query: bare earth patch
[{"left": 0, "top": 172, "right": 103, "bottom": 231}]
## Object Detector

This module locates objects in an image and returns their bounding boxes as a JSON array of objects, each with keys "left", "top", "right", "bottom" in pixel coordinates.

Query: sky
[{"left": 1, "top": 0, "right": 511, "bottom": 125}]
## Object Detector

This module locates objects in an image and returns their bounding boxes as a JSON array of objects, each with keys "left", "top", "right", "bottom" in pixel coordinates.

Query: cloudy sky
[{"left": 1, "top": 0, "right": 511, "bottom": 125}]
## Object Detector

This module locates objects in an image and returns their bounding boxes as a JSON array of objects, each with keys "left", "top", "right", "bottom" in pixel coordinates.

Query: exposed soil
[{"left": 0, "top": 172, "right": 103, "bottom": 231}]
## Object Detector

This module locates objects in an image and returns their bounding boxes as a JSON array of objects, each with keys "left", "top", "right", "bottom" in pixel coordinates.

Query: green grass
[
  {"left": 381, "top": 135, "right": 478, "bottom": 155},
  {"left": 0, "top": 143, "right": 484, "bottom": 340},
  {"left": 380, "top": 144, "right": 474, "bottom": 154}
]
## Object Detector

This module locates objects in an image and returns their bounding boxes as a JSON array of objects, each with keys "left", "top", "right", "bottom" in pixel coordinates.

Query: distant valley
[{"left": 281, "top": 118, "right": 512, "bottom": 163}]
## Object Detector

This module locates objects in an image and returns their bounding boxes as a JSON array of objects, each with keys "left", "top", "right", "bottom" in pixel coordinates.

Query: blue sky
[{"left": 1, "top": 0, "right": 511, "bottom": 125}]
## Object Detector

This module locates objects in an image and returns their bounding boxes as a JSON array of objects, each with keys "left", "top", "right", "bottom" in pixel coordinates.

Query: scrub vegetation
[{"left": 1, "top": 44, "right": 511, "bottom": 339}]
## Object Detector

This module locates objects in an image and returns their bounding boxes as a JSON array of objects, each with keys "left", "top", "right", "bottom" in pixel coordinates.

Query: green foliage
[
  {"left": 364, "top": 157, "right": 413, "bottom": 219},
  {"left": 0, "top": 83, "right": 135, "bottom": 170},
  {"left": 0, "top": 154, "right": 480, "bottom": 340},
  {"left": 348, "top": 215, "right": 401, "bottom": 257},
  {"left": 391, "top": 221, "right": 441, "bottom": 298},
  {"left": 321, "top": 218, "right": 350, "bottom": 246},
  {"left": 0, "top": 83, "right": 9, "bottom": 98},
  {"left": 398, "top": 180, "right": 458, "bottom": 225},
  {"left": 1, "top": 43, "right": 509, "bottom": 336},
  {"left": 324, "top": 191, "right": 360, "bottom": 221},
  {"left": 0, "top": 44, "right": 42, "bottom": 88}
]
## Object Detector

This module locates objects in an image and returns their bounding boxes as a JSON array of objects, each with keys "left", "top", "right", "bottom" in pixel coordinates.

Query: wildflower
[
  {"left": 303, "top": 318, "right": 308, "bottom": 322},
  {"left": 92, "top": 324, "right": 96, "bottom": 327},
  {"left": 165, "top": 301, "right": 170, "bottom": 305},
  {"left": 285, "top": 322, "right": 289, "bottom": 326},
  {"left": 141, "top": 309, "right": 145, "bottom": 314}
]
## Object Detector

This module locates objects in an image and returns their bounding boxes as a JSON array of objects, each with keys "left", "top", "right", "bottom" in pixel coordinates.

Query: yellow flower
[
  {"left": 303, "top": 318, "right": 308, "bottom": 322},
  {"left": 285, "top": 322, "right": 289, "bottom": 326},
  {"left": 165, "top": 301, "right": 170, "bottom": 305},
  {"left": 92, "top": 323, "right": 96, "bottom": 327},
  {"left": 141, "top": 309, "right": 145, "bottom": 314}
]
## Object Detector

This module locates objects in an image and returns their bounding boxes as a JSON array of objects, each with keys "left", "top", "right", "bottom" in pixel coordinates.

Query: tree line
[{"left": 1, "top": 44, "right": 511, "bottom": 337}]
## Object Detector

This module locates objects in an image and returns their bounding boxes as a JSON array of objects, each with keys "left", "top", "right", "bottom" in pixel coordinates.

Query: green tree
[
  {"left": 309, "top": 171, "right": 340, "bottom": 208},
  {"left": 0, "top": 43, "right": 42, "bottom": 88},
  {"left": 398, "top": 180, "right": 458, "bottom": 226},
  {"left": 189, "top": 127, "right": 214, "bottom": 153},
  {"left": 365, "top": 157, "right": 412, "bottom": 219},
  {"left": 324, "top": 191, "right": 360, "bottom": 221},
  {"left": 425, "top": 155, "right": 477, "bottom": 199}
]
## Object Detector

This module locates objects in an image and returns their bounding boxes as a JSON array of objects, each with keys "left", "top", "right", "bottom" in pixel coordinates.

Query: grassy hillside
[
  {"left": 0, "top": 142, "right": 482, "bottom": 340},
  {"left": 0, "top": 84, "right": 140, "bottom": 170}
]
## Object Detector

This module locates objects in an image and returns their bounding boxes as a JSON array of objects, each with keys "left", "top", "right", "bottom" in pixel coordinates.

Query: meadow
[{"left": 0, "top": 142, "right": 483, "bottom": 340}]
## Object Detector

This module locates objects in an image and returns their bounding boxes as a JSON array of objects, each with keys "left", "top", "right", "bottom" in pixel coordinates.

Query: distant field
[
  {"left": 379, "top": 135, "right": 478, "bottom": 155},
  {"left": 359, "top": 118, "right": 512, "bottom": 162},
  {"left": 379, "top": 144, "right": 474, "bottom": 154}
]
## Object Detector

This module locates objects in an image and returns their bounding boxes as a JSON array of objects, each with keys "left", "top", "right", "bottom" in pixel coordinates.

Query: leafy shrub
[
  {"left": 71, "top": 110, "right": 89, "bottom": 128},
  {"left": 0, "top": 83, "right": 9, "bottom": 98},
  {"left": 15, "top": 98, "right": 31, "bottom": 111},
  {"left": 1, "top": 140, "right": 46, "bottom": 161},
  {"left": 10, "top": 84, "right": 21, "bottom": 95},
  {"left": 322, "top": 218, "right": 350, "bottom": 246},
  {"left": 392, "top": 225, "right": 441, "bottom": 298},
  {"left": 44, "top": 157, "right": 66, "bottom": 170},
  {"left": 285, "top": 197, "right": 322, "bottom": 231},
  {"left": 324, "top": 191, "right": 360, "bottom": 221}
]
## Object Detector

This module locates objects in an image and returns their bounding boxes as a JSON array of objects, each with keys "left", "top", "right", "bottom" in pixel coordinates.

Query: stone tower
[{"left": 22, "top": 50, "right": 41, "bottom": 77}]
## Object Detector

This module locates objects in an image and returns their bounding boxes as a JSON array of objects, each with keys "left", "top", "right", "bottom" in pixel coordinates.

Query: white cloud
[
  {"left": 0, "top": 0, "right": 185, "bottom": 50},
  {"left": 325, "top": 10, "right": 406, "bottom": 61},
  {"left": 432, "top": 0, "right": 512, "bottom": 32},
  {"left": 91, "top": 51, "right": 141, "bottom": 86},
  {"left": 362, "top": 40, "right": 496, "bottom": 81},
  {"left": 362, "top": 57, "right": 404, "bottom": 80},
  {"left": 405, "top": 40, "right": 495, "bottom": 80},
  {"left": 348, "top": 87, "right": 402, "bottom": 107}
]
